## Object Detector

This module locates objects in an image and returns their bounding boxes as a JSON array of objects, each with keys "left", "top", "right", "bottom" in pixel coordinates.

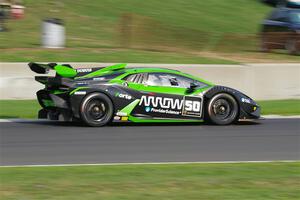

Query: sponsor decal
[
  {"left": 93, "top": 77, "right": 105, "bottom": 81},
  {"left": 139, "top": 95, "right": 202, "bottom": 117},
  {"left": 74, "top": 91, "right": 86, "bottom": 95},
  {"left": 121, "top": 116, "right": 128, "bottom": 121},
  {"left": 241, "top": 97, "right": 251, "bottom": 104},
  {"left": 115, "top": 92, "right": 132, "bottom": 100},
  {"left": 145, "top": 106, "right": 151, "bottom": 112},
  {"left": 77, "top": 68, "right": 92, "bottom": 73},
  {"left": 114, "top": 116, "right": 121, "bottom": 120},
  {"left": 150, "top": 108, "right": 181, "bottom": 115},
  {"left": 140, "top": 96, "right": 183, "bottom": 110},
  {"left": 116, "top": 112, "right": 127, "bottom": 116},
  {"left": 76, "top": 82, "right": 88, "bottom": 85},
  {"left": 182, "top": 96, "right": 202, "bottom": 117}
]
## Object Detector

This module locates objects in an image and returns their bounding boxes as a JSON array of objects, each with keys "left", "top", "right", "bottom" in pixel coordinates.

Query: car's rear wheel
[
  {"left": 80, "top": 93, "right": 114, "bottom": 127},
  {"left": 207, "top": 93, "right": 239, "bottom": 125}
]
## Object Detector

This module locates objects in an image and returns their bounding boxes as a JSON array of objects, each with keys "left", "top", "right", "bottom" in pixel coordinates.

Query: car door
[{"left": 128, "top": 72, "right": 204, "bottom": 120}]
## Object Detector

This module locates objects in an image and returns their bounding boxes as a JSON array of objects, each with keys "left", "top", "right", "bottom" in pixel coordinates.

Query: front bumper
[{"left": 239, "top": 102, "right": 261, "bottom": 120}]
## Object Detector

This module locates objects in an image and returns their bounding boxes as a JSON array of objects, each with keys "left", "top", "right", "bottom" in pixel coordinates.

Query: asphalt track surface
[{"left": 0, "top": 119, "right": 299, "bottom": 166}]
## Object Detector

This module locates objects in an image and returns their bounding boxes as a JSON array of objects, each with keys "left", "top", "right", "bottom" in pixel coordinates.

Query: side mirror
[{"left": 186, "top": 82, "right": 198, "bottom": 93}]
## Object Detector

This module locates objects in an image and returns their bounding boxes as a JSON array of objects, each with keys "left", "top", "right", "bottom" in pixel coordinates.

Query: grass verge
[
  {"left": 0, "top": 49, "right": 237, "bottom": 64},
  {"left": 1, "top": 1, "right": 299, "bottom": 62},
  {"left": 0, "top": 162, "right": 299, "bottom": 200},
  {"left": 0, "top": 100, "right": 39, "bottom": 119},
  {"left": 258, "top": 99, "right": 300, "bottom": 116},
  {"left": 0, "top": 99, "right": 299, "bottom": 119}
]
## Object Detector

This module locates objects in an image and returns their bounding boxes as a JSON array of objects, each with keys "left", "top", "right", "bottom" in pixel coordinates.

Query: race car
[{"left": 29, "top": 62, "right": 260, "bottom": 126}]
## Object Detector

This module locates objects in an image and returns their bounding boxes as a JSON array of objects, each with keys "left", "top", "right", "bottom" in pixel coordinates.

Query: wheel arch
[
  {"left": 203, "top": 86, "right": 242, "bottom": 119},
  {"left": 70, "top": 87, "right": 115, "bottom": 119},
  {"left": 79, "top": 91, "right": 115, "bottom": 126}
]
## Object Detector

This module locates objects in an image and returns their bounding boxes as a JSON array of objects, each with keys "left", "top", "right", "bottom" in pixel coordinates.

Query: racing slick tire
[
  {"left": 80, "top": 93, "right": 114, "bottom": 127},
  {"left": 206, "top": 93, "right": 239, "bottom": 125}
]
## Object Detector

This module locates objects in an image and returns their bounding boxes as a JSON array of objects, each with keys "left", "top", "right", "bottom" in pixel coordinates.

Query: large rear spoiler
[
  {"left": 28, "top": 62, "right": 127, "bottom": 79},
  {"left": 28, "top": 62, "right": 56, "bottom": 74},
  {"left": 28, "top": 62, "right": 77, "bottom": 78}
]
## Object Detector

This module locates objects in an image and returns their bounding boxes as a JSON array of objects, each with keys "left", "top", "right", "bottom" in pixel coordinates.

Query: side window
[
  {"left": 124, "top": 74, "right": 137, "bottom": 82},
  {"left": 170, "top": 74, "right": 207, "bottom": 88},
  {"left": 146, "top": 73, "right": 207, "bottom": 88},
  {"left": 124, "top": 73, "right": 147, "bottom": 84}
]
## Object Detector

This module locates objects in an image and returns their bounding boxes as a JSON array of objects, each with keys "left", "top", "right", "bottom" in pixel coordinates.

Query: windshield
[{"left": 290, "top": 10, "right": 300, "bottom": 23}]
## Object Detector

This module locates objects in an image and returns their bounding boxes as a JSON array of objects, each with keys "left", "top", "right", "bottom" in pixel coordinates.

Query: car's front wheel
[
  {"left": 80, "top": 93, "right": 114, "bottom": 127},
  {"left": 207, "top": 93, "right": 239, "bottom": 125}
]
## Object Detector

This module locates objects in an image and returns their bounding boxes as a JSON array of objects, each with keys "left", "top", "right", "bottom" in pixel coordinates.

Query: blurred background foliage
[{"left": 1, "top": 0, "right": 299, "bottom": 62}]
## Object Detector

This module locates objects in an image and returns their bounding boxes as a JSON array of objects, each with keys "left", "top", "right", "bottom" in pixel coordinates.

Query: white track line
[
  {"left": 262, "top": 115, "right": 300, "bottom": 119},
  {"left": 0, "top": 160, "right": 298, "bottom": 168}
]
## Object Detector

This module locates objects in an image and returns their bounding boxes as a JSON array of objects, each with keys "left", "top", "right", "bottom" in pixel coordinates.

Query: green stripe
[
  {"left": 119, "top": 99, "right": 140, "bottom": 115},
  {"left": 42, "top": 99, "right": 55, "bottom": 107},
  {"left": 50, "top": 90, "right": 68, "bottom": 95},
  {"left": 54, "top": 65, "right": 77, "bottom": 78},
  {"left": 69, "top": 87, "right": 89, "bottom": 95},
  {"left": 76, "top": 63, "right": 126, "bottom": 79},
  {"left": 128, "top": 116, "right": 203, "bottom": 123}
]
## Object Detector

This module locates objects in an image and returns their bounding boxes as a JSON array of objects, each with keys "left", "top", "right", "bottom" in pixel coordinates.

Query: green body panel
[
  {"left": 109, "top": 67, "right": 214, "bottom": 96},
  {"left": 119, "top": 99, "right": 140, "bottom": 115},
  {"left": 42, "top": 99, "right": 55, "bottom": 107},
  {"left": 54, "top": 65, "right": 77, "bottom": 78},
  {"left": 50, "top": 90, "right": 68, "bottom": 95},
  {"left": 61, "top": 64, "right": 215, "bottom": 123},
  {"left": 112, "top": 67, "right": 214, "bottom": 86},
  {"left": 76, "top": 63, "right": 127, "bottom": 79},
  {"left": 118, "top": 99, "right": 203, "bottom": 123},
  {"left": 69, "top": 87, "right": 89, "bottom": 95},
  {"left": 120, "top": 82, "right": 211, "bottom": 95},
  {"left": 128, "top": 116, "right": 203, "bottom": 123}
]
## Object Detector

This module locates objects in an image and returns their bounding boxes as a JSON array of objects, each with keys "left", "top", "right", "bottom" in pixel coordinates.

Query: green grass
[
  {"left": 1, "top": 0, "right": 271, "bottom": 48},
  {"left": 259, "top": 99, "right": 300, "bottom": 116},
  {"left": 0, "top": 100, "right": 39, "bottom": 119},
  {"left": 1, "top": 0, "right": 299, "bottom": 63},
  {"left": 0, "top": 99, "right": 299, "bottom": 119},
  {"left": 0, "top": 49, "right": 236, "bottom": 63},
  {"left": 0, "top": 162, "right": 299, "bottom": 200}
]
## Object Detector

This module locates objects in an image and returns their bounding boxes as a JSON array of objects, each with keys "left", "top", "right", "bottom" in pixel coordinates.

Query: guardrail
[{"left": 0, "top": 63, "right": 299, "bottom": 100}]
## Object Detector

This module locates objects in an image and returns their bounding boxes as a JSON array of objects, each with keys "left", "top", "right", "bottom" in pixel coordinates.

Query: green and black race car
[{"left": 29, "top": 62, "right": 260, "bottom": 126}]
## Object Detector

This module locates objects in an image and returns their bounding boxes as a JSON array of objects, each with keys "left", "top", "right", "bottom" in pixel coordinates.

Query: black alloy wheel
[
  {"left": 207, "top": 93, "right": 239, "bottom": 125},
  {"left": 80, "top": 93, "right": 114, "bottom": 127}
]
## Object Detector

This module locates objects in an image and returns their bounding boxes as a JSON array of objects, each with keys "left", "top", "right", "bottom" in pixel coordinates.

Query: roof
[{"left": 123, "top": 67, "right": 181, "bottom": 74}]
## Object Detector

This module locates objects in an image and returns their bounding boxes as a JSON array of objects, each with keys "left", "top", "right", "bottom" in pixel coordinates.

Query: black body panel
[{"left": 204, "top": 86, "right": 260, "bottom": 119}]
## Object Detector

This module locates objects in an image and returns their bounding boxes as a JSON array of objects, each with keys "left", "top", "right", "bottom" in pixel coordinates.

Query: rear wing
[
  {"left": 29, "top": 62, "right": 127, "bottom": 79},
  {"left": 29, "top": 62, "right": 56, "bottom": 74},
  {"left": 28, "top": 62, "right": 77, "bottom": 78}
]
